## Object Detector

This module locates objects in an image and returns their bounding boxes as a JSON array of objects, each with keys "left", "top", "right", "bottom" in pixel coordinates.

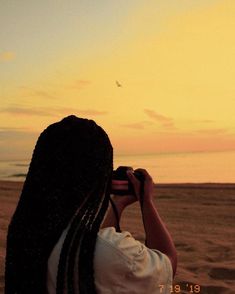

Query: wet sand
[{"left": 1, "top": 181, "right": 235, "bottom": 293}]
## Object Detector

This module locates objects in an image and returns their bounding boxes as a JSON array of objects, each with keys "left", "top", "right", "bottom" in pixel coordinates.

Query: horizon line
[{"left": 1, "top": 148, "right": 235, "bottom": 162}]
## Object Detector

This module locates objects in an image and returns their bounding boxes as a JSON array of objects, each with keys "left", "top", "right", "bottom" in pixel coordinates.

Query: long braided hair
[{"left": 5, "top": 115, "right": 113, "bottom": 294}]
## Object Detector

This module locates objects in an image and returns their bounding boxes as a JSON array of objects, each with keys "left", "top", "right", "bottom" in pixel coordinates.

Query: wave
[{"left": 8, "top": 173, "right": 27, "bottom": 178}]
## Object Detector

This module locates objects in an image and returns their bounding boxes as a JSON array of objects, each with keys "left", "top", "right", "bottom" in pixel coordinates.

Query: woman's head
[
  {"left": 5, "top": 115, "right": 113, "bottom": 294},
  {"left": 25, "top": 115, "right": 113, "bottom": 217}
]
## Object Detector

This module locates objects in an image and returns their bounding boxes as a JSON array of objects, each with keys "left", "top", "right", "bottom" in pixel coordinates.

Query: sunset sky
[{"left": 1, "top": 0, "right": 235, "bottom": 160}]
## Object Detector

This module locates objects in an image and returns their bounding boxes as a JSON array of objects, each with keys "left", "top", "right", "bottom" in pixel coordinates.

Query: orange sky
[{"left": 0, "top": 0, "right": 235, "bottom": 160}]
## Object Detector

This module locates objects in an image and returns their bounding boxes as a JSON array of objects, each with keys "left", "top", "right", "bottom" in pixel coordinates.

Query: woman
[{"left": 5, "top": 115, "right": 177, "bottom": 294}]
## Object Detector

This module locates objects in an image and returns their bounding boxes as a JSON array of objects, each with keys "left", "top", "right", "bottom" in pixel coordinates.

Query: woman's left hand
[{"left": 111, "top": 194, "right": 137, "bottom": 210}]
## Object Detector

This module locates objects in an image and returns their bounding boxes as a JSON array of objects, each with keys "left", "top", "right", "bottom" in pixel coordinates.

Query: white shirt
[{"left": 47, "top": 227, "right": 173, "bottom": 294}]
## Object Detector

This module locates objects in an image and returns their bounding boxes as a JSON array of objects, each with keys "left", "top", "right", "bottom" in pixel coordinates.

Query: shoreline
[{"left": 1, "top": 180, "right": 235, "bottom": 189}]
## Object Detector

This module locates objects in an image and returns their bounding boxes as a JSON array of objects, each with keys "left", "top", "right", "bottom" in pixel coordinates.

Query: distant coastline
[{"left": 1, "top": 180, "right": 235, "bottom": 189}]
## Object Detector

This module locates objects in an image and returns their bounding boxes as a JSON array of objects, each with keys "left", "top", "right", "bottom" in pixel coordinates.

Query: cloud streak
[
  {"left": 19, "top": 86, "right": 58, "bottom": 100},
  {"left": 121, "top": 121, "right": 153, "bottom": 130},
  {"left": 0, "top": 126, "right": 28, "bottom": 131},
  {"left": 0, "top": 128, "right": 32, "bottom": 142},
  {"left": 0, "top": 107, "right": 53, "bottom": 117},
  {"left": 72, "top": 109, "right": 107, "bottom": 116},
  {"left": 66, "top": 79, "right": 92, "bottom": 90},
  {"left": 144, "top": 109, "right": 176, "bottom": 129},
  {"left": 0, "top": 106, "right": 108, "bottom": 117},
  {"left": 194, "top": 128, "right": 229, "bottom": 135},
  {"left": 0, "top": 128, "right": 38, "bottom": 160}
]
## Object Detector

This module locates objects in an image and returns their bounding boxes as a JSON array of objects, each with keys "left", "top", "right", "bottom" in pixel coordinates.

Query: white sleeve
[
  {"left": 129, "top": 244, "right": 173, "bottom": 293},
  {"left": 94, "top": 227, "right": 173, "bottom": 294}
]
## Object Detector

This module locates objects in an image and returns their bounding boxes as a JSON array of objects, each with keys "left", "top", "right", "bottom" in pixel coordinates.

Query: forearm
[
  {"left": 141, "top": 200, "right": 177, "bottom": 276},
  {"left": 101, "top": 202, "right": 124, "bottom": 229}
]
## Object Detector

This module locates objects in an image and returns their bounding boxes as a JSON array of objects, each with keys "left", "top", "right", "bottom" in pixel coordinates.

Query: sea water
[
  {"left": 114, "top": 150, "right": 235, "bottom": 183},
  {"left": 0, "top": 150, "right": 234, "bottom": 183}
]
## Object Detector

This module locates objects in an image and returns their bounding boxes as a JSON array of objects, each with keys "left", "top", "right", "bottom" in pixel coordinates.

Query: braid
[
  {"left": 57, "top": 201, "right": 89, "bottom": 294},
  {"left": 67, "top": 210, "right": 91, "bottom": 294},
  {"left": 57, "top": 172, "right": 111, "bottom": 294},
  {"left": 5, "top": 115, "right": 113, "bottom": 294},
  {"left": 78, "top": 179, "right": 111, "bottom": 294},
  {"left": 62, "top": 175, "right": 111, "bottom": 294},
  {"left": 67, "top": 200, "right": 98, "bottom": 293}
]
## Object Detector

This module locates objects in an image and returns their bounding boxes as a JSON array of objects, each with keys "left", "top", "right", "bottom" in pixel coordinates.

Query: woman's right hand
[{"left": 127, "top": 168, "right": 155, "bottom": 204}]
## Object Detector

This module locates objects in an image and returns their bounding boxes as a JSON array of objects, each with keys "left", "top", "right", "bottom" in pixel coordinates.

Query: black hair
[{"left": 5, "top": 115, "right": 113, "bottom": 294}]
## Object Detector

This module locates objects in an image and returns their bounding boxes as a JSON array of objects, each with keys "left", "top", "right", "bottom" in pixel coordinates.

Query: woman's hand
[
  {"left": 127, "top": 168, "right": 155, "bottom": 205},
  {"left": 102, "top": 179, "right": 137, "bottom": 230},
  {"left": 111, "top": 192, "right": 137, "bottom": 210}
]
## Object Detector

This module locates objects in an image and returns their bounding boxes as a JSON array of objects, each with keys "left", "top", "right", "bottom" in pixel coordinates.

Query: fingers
[
  {"left": 126, "top": 170, "right": 140, "bottom": 186},
  {"left": 127, "top": 168, "right": 155, "bottom": 203},
  {"left": 111, "top": 194, "right": 137, "bottom": 208},
  {"left": 126, "top": 170, "right": 141, "bottom": 197},
  {"left": 134, "top": 168, "right": 154, "bottom": 183}
]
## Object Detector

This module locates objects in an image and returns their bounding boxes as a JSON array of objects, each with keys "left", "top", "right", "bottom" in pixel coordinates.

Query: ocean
[{"left": 0, "top": 150, "right": 234, "bottom": 183}]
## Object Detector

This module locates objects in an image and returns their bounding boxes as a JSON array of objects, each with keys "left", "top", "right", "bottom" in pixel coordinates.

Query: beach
[{"left": 0, "top": 181, "right": 235, "bottom": 293}]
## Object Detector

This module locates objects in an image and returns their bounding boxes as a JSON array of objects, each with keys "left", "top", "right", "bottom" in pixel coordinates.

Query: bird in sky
[{"left": 116, "top": 80, "right": 122, "bottom": 87}]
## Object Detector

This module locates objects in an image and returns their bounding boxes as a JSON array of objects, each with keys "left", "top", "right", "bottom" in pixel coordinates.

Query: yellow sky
[{"left": 0, "top": 0, "right": 235, "bottom": 159}]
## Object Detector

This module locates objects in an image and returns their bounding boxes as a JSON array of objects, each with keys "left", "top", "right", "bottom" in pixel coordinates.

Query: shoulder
[
  {"left": 97, "top": 227, "right": 141, "bottom": 259},
  {"left": 94, "top": 227, "right": 173, "bottom": 293}
]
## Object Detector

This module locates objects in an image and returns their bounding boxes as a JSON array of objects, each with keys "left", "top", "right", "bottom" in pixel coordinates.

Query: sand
[{"left": 0, "top": 181, "right": 235, "bottom": 294}]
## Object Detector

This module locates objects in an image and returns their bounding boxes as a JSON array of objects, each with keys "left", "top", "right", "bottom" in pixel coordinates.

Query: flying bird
[{"left": 116, "top": 80, "right": 122, "bottom": 87}]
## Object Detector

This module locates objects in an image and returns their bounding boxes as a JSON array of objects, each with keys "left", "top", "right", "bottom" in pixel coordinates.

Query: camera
[{"left": 111, "top": 166, "right": 145, "bottom": 195}]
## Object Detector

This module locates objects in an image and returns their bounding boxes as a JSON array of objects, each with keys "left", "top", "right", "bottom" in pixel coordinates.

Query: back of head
[{"left": 5, "top": 115, "right": 113, "bottom": 294}]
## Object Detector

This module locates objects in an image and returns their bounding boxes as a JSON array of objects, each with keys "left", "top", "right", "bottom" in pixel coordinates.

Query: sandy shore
[{"left": 1, "top": 181, "right": 235, "bottom": 293}]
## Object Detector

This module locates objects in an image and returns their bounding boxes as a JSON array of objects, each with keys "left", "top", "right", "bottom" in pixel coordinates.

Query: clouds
[
  {"left": 144, "top": 109, "right": 176, "bottom": 129},
  {"left": 1, "top": 107, "right": 53, "bottom": 117},
  {"left": 0, "top": 127, "right": 35, "bottom": 139},
  {"left": 0, "top": 127, "right": 38, "bottom": 160},
  {"left": 0, "top": 51, "right": 15, "bottom": 62},
  {"left": 0, "top": 106, "right": 108, "bottom": 117},
  {"left": 18, "top": 79, "right": 92, "bottom": 101},
  {"left": 194, "top": 128, "right": 229, "bottom": 135},
  {"left": 119, "top": 109, "right": 176, "bottom": 131},
  {"left": 73, "top": 109, "right": 107, "bottom": 116},
  {"left": 0, "top": 104, "right": 105, "bottom": 159},
  {"left": 66, "top": 80, "right": 91, "bottom": 90},
  {"left": 19, "top": 86, "right": 58, "bottom": 100},
  {"left": 120, "top": 110, "right": 233, "bottom": 139},
  {"left": 121, "top": 121, "right": 152, "bottom": 130}
]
